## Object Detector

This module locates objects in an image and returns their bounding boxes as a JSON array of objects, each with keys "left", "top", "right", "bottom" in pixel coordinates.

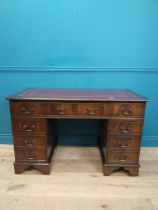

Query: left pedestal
[{"left": 9, "top": 100, "right": 57, "bottom": 174}]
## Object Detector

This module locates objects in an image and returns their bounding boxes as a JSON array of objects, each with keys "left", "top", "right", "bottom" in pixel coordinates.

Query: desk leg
[
  {"left": 124, "top": 166, "right": 139, "bottom": 176},
  {"left": 14, "top": 162, "right": 51, "bottom": 174},
  {"left": 102, "top": 165, "right": 139, "bottom": 176},
  {"left": 14, "top": 163, "right": 28, "bottom": 174},
  {"left": 98, "top": 145, "right": 119, "bottom": 176},
  {"left": 102, "top": 166, "right": 119, "bottom": 176}
]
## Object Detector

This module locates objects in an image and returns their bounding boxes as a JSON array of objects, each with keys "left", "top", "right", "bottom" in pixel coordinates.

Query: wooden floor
[{"left": 0, "top": 145, "right": 158, "bottom": 210}]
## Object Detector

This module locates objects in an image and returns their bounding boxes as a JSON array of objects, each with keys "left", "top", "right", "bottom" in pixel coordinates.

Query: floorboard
[{"left": 0, "top": 145, "right": 158, "bottom": 210}]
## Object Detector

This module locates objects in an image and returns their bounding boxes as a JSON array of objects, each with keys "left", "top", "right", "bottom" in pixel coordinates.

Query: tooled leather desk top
[{"left": 7, "top": 88, "right": 149, "bottom": 102}]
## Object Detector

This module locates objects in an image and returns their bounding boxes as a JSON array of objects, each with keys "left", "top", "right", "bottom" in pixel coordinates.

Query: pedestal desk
[{"left": 7, "top": 88, "right": 149, "bottom": 176}]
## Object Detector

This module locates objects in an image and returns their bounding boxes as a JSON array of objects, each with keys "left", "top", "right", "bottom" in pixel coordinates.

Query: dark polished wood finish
[{"left": 7, "top": 88, "right": 149, "bottom": 175}]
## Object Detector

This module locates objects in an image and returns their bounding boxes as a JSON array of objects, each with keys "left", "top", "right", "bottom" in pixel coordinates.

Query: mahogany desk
[{"left": 7, "top": 88, "right": 149, "bottom": 176}]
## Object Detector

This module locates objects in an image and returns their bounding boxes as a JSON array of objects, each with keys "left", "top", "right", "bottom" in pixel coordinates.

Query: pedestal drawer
[
  {"left": 13, "top": 136, "right": 46, "bottom": 147},
  {"left": 76, "top": 103, "right": 109, "bottom": 116},
  {"left": 107, "top": 149, "right": 139, "bottom": 164},
  {"left": 111, "top": 103, "right": 145, "bottom": 117},
  {"left": 108, "top": 120, "right": 143, "bottom": 135},
  {"left": 47, "top": 103, "right": 74, "bottom": 116},
  {"left": 12, "top": 119, "right": 46, "bottom": 134},
  {"left": 10, "top": 102, "right": 45, "bottom": 116},
  {"left": 107, "top": 135, "right": 140, "bottom": 149},
  {"left": 14, "top": 148, "right": 47, "bottom": 162}
]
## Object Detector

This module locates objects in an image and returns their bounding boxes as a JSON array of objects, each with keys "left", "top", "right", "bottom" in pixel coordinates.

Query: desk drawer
[
  {"left": 107, "top": 149, "right": 139, "bottom": 164},
  {"left": 15, "top": 148, "right": 47, "bottom": 162},
  {"left": 10, "top": 102, "right": 45, "bottom": 116},
  {"left": 76, "top": 103, "right": 109, "bottom": 116},
  {"left": 107, "top": 135, "right": 140, "bottom": 149},
  {"left": 13, "top": 136, "right": 46, "bottom": 147},
  {"left": 108, "top": 120, "right": 143, "bottom": 135},
  {"left": 47, "top": 103, "right": 74, "bottom": 116},
  {"left": 12, "top": 119, "right": 46, "bottom": 134},
  {"left": 111, "top": 103, "right": 145, "bottom": 117}
]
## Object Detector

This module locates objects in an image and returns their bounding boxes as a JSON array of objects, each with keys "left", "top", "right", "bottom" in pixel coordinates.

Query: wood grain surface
[{"left": 0, "top": 145, "right": 158, "bottom": 210}]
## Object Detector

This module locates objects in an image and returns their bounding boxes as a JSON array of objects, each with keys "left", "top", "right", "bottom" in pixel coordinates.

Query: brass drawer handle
[
  {"left": 122, "top": 130, "right": 129, "bottom": 134},
  {"left": 25, "top": 129, "right": 33, "bottom": 132},
  {"left": 88, "top": 112, "right": 96, "bottom": 115},
  {"left": 121, "top": 107, "right": 133, "bottom": 116},
  {"left": 113, "top": 138, "right": 130, "bottom": 148},
  {"left": 23, "top": 124, "right": 36, "bottom": 132},
  {"left": 120, "top": 145, "right": 128, "bottom": 148},
  {"left": 25, "top": 153, "right": 37, "bottom": 160},
  {"left": 58, "top": 111, "right": 65, "bottom": 115},
  {"left": 56, "top": 107, "right": 66, "bottom": 115},
  {"left": 119, "top": 158, "right": 126, "bottom": 162},
  {"left": 119, "top": 124, "right": 132, "bottom": 134},
  {"left": 118, "top": 153, "right": 128, "bottom": 162},
  {"left": 21, "top": 106, "right": 34, "bottom": 114},
  {"left": 118, "top": 142, "right": 128, "bottom": 148},
  {"left": 27, "top": 157, "right": 36, "bottom": 160},
  {"left": 86, "top": 107, "right": 100, "bottom": 115},
  {"left": 24, "top": 139, "right": 35, "bottom": 146},
  {"left": 118, "top": 139, "right": 130, "bottom": 148}
]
